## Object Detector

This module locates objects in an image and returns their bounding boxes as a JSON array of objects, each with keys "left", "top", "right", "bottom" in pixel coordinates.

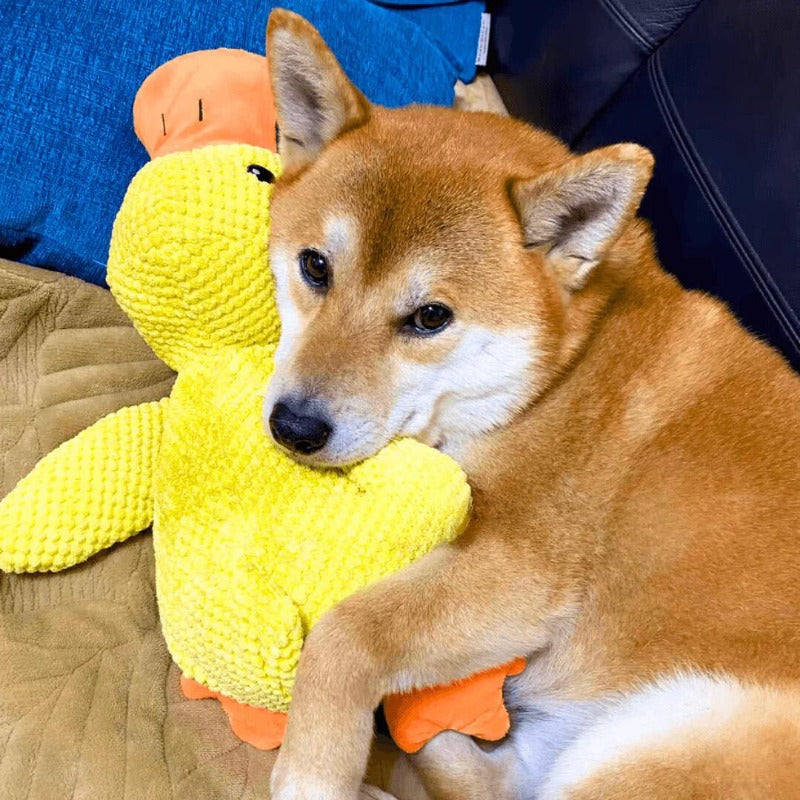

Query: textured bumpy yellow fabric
[
  {"left": 0, "top": 144, "right": 471, "bottom": 712},
  {"left": 0, "top": 400, "right": 167, "bottom": 572},
  {"left": 108, "top": 146, "right": 283, "bottom": 371}
]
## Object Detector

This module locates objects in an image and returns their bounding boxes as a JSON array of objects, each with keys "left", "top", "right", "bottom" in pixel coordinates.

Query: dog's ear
[
  {"left": 511, "top": 144, "right": 654, "bottom": 292},
  {"left": 267, "top": 9, "right": 370, "bottom": 172}
]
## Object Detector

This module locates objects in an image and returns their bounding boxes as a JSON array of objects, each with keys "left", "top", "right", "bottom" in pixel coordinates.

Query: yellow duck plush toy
[{"left": 0, "top": 49, "right": 523, "bottom": 754}]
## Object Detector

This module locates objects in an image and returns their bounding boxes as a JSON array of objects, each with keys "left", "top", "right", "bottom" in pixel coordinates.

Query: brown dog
[{"left": 262, "top": 10, "right": 800, "bottom": 799}]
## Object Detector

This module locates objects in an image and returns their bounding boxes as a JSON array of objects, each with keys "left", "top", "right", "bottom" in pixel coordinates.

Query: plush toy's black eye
[
  {"left": 246, "top": 164, "right": 275, "bottom": 183},
  {"left": 405, "top": 304, "right": 453, "bottom": 335},
  {"left": 299, "top": 249, "right": 329, "bottom": 289}
]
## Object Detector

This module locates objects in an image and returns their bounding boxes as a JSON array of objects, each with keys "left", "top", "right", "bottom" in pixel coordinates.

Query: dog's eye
[
  {"left": 406, "top": 304, "right": 452, "bottom": 335},
  {"left": 246, "top": 164, "right": 275, "bottom": 183},
  {"left": 299, "top": 249, "right": 329, "bottom": 289}
]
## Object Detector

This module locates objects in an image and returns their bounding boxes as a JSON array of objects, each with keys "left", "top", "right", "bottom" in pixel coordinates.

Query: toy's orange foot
[
  {"left": 180, "top": 674, "right": 287, "bottom": 749},
  {"left": 180, "top": 675, "right": 216, "bottom": 699},
  {"left": 383, "top": 658, "right": 526, "bottom": 754}
]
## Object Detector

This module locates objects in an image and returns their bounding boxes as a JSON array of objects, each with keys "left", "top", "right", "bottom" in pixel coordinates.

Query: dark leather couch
[{"left": 488, "top": 0, "right": 800, "bottom": 370}]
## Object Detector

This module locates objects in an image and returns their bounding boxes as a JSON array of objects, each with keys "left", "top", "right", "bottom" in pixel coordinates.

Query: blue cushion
[
  {"left": 370, "top": 1, "right": 485, "bottom": 82},
  {"left": 0, "top": 0, "right": 476, "bottom": 285}
]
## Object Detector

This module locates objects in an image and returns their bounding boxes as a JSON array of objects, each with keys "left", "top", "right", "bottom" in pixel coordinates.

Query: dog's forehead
[
  {"left": 321, "top": 200, "right": 498, "bottom": 295},
  {"left": 324, "top": 161, "right": 504, "bottom": 285}
]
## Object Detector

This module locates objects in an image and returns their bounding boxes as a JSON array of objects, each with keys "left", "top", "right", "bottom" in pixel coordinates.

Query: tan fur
[{"left": 265, "top": 10, "right": 800, "bottom": 799}]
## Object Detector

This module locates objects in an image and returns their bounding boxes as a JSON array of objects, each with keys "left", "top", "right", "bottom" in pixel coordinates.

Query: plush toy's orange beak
[{"left": 133, "top": 48, "right": 277, "bottom": 159}]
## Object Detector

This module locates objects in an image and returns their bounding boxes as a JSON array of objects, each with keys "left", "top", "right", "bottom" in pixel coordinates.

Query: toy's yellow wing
[{"left": 0, "top": 399, "right": 167, "bottom": 573}]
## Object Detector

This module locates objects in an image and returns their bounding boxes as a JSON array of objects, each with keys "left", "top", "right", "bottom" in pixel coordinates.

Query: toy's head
[
  {"left": 107, "top": 49, "right": 283, "bottom": 372},
  {"left": 108, "top": 145, "right": 282, "bottom": 371}
]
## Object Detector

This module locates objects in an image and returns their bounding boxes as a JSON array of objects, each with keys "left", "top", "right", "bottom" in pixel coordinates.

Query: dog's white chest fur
[{"left": 499, "top": 672, "right": 757, "bottom": 799}]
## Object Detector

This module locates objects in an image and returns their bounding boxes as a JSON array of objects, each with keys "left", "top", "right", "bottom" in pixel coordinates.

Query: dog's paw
[
  {"left": 359, "top": 786, "right": 398, "bottom": 800},
  {"left": 270, "top": 779, "right": 393, "bottom": 800},
  {"left": 269, "top": 769, "right": 353, "bottom": 800},
  {"left": 270, "top": 781, "right": 331, "bottom": 800}
]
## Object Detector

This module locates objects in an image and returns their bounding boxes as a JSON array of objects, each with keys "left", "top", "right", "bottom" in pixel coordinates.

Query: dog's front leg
[{"left": 271, "top": 532, "right": 576, "bottom": 800}]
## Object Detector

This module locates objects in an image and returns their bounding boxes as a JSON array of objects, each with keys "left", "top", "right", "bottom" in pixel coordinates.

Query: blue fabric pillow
[
  {"left": 369, "top": 1, "right": 485, "bottom": 82},
  {"left": 0, "top": 0, "right": 481, "bottom": 285}
]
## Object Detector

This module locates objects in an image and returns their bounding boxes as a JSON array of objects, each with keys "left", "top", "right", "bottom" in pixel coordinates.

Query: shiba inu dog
[{"left": 262, "top": 10, "right": 800, "bottom": 799}]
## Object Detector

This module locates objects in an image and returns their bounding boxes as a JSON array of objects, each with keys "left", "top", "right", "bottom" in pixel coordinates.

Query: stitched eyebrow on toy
[
  {"left": 161, "top": 113, "right": 166, "bottom": 136},
  {"left": 198, "top": 98, "right": 203, "bottom": 122}
]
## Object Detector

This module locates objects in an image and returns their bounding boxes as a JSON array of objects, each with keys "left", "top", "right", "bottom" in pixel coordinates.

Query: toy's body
[{"left": 159, "top": 342, "right": 471, "bottom": 712}]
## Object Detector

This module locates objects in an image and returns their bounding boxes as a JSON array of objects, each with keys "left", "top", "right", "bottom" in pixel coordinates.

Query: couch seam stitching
[
  {"left": 571, "top": 0, "right": 707, "bottom": 146},
  {"left": 597, "top": 0, "right": 654, "bottom": 50},
  {"left": 649, "top": 51, "right": 800, "bottom": 355}
]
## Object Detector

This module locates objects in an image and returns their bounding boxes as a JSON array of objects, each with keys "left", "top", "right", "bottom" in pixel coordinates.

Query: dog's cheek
[
  {"left": 385, "top": 359, "right": 440, "bottom": 442},
  {"left": 388, "top": 325, "right": 540, "bottom": 445},
  {"left": 452, "top": 326, "right": 539, "bottom": 424}
]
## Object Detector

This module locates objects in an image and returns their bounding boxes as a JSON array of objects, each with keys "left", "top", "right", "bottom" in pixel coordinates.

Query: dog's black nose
[{"left": 269, "top": 400, "right": 332, "bottom": 454}]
